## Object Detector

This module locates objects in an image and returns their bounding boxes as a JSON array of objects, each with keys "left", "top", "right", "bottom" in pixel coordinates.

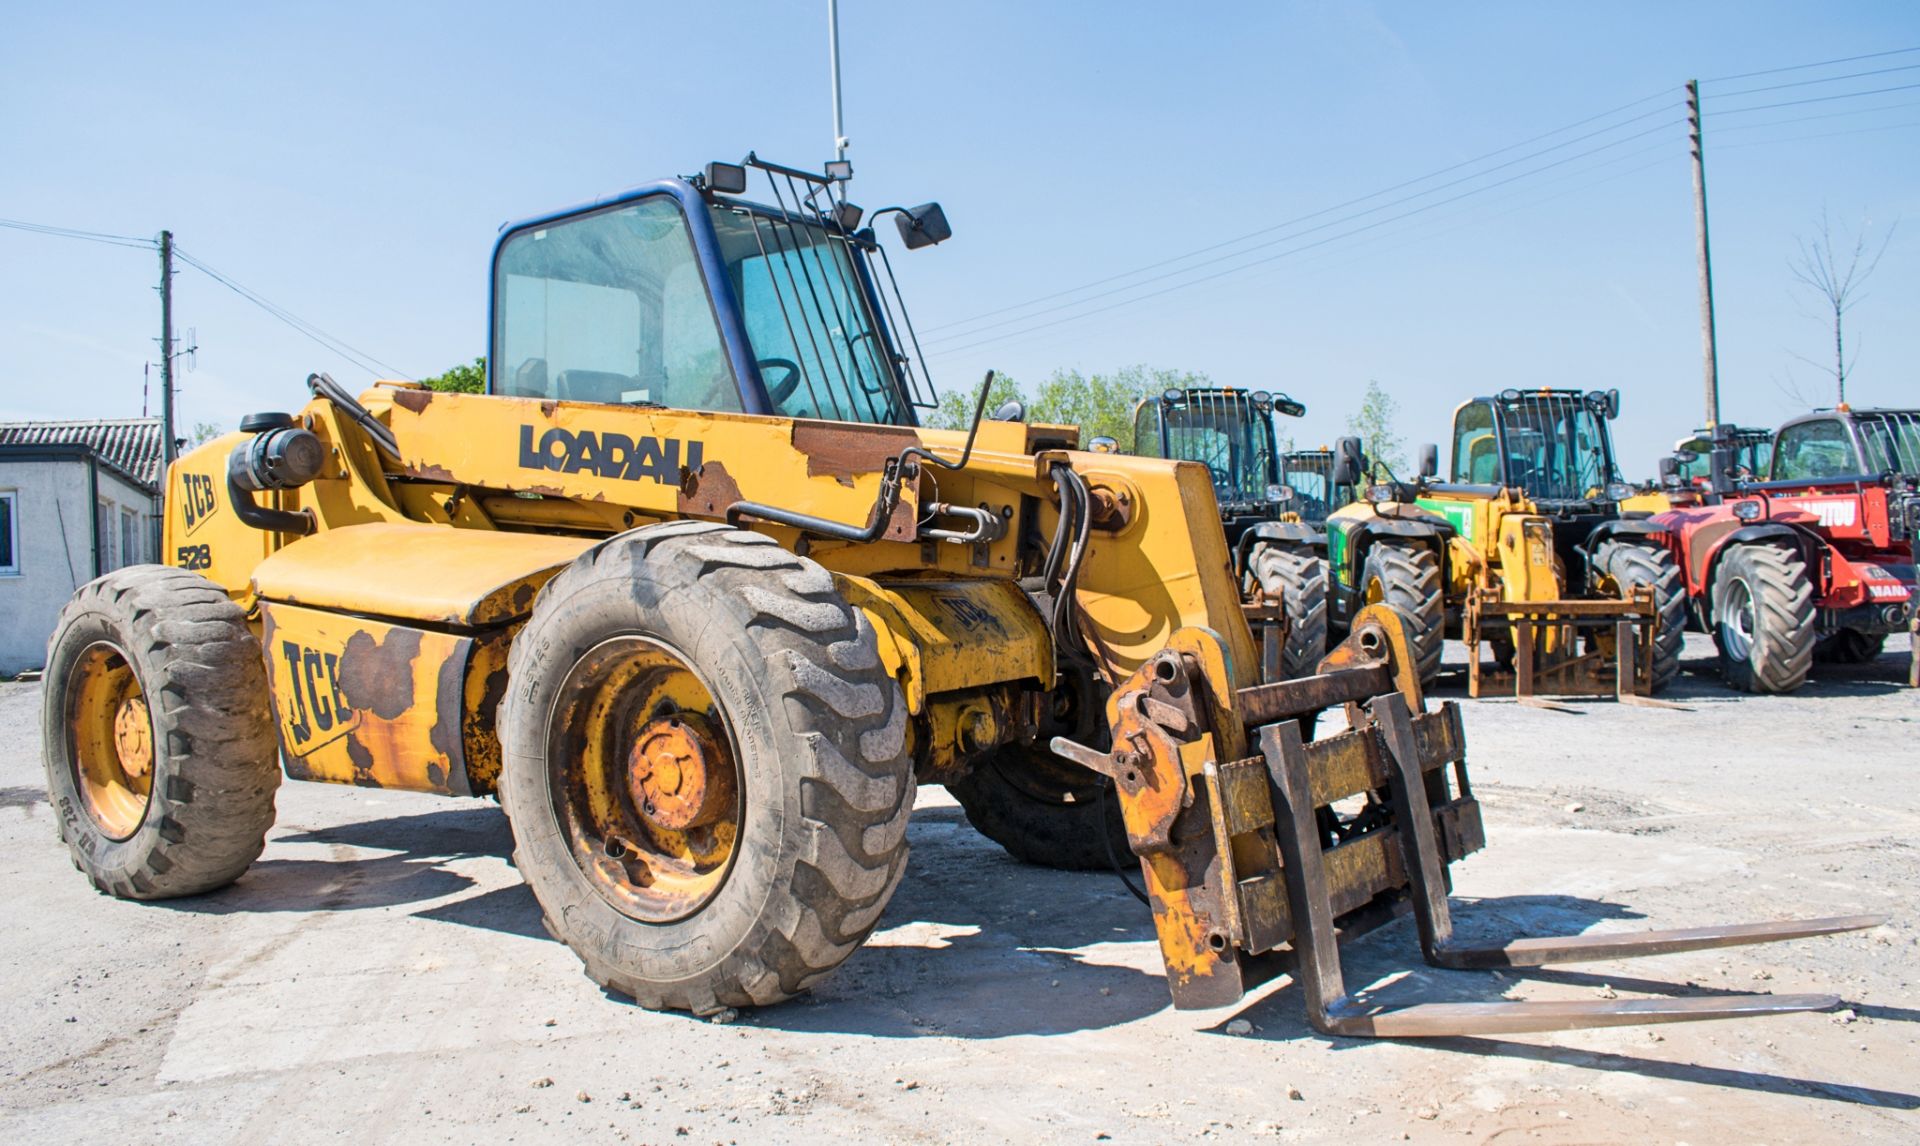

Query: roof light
[
  {"left": 1499, "top": 388, "right": 1522, "bottom": 402},
  {"left": 1732, "top": 499, "right": 1763, "bottom": 522},
  {"left": 703, "top": 161, "right": 747, "bottom": 195},
  {"left": 1163, "top": 388, "right": 1184, "bottom": 403}
]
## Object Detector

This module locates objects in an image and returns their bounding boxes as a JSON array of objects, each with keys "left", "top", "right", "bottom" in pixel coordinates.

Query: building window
[
  {"left": 97, "top": 498, "right": 116, "bottom": 572},
  {"left": 121, "top": 508, "right": 141, "bottom": 567},
  {"left": 0, "top": 490, "right": 17, "bottom": 575}
]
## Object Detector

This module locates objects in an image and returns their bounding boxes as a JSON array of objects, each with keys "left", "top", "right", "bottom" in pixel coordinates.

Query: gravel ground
[{"left": 0, "top": 633, "right": 1914, "bottom": 1144}]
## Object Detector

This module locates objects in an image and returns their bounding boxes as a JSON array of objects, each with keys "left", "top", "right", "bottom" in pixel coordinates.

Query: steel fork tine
[{"left": 1370, "top": 692, "right": 1885, "bottom": 972}]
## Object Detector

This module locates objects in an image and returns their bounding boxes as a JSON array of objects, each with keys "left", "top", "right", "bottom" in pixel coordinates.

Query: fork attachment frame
[{"left": 1053, "top": 605, "right": 1885, "bottom": 1037}]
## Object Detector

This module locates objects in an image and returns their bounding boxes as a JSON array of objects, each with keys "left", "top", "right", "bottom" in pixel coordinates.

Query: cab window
[
  {"left": 494, "top": 197, "right": 741, "bottom": 412},
  {"left": 1772, "top": 419, "right": 1857, "bottom": 480},
  {"left": 1132, "top": 402, "right": 1163, "bottom": 457},
  {"left": 1451, "top": 401, "right": 1497, "bottom": 483}
]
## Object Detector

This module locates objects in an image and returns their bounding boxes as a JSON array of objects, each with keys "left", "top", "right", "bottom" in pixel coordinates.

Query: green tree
[
  {"left": 1344, "top": 379, "right": 1404, "bottom": 482},
  {"left": 189, "top": 421, "right": 223, "bottom": 447},
  {"left": 925, "top": 365, "right": 1211, "bottom": 450},
  {"left": 927, "top": 373, "right": 1025, "bottom": 430},
  {"left": 1031, "top": 365, "right": 1210, "bottom": 451},
  {"left": 422, "top": 356, "right": 486, "bottom": 394}
]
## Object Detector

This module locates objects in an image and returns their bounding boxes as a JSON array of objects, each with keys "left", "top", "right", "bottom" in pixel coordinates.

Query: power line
[
  {"left": 173, "top": 247, "right": 413, "bottom": 380},
  {"left": 1711, "top": 80, "right": 1920, "bottom": 116},
  {"left": 1701, "top": 44, "right": 1920, "bottom": 84},
  {"left": 0, "top": 218, "right": 156, "bottom": 250},
  {"left": 1710, "top": 61, "right": 1920, "bottom": 100},
  {"left": 922, "top": 103, "right": 1682, "bottom": 347},
  {"left": 1710, "top": 97, "right": 1920, "bottom": 134},
  {"left": 1716, "top": 118, "right": 1920, "bottom": 151},
  {"left": 929, "top": 117, "right": 1686, "bottom": 359},
  {"left": 917, "top": 87, "right": 1676, "bottom": 336}
]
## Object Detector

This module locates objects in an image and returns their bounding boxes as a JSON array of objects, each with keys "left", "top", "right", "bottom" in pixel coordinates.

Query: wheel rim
[
  {"left": 64, "top": 642, "right": 154, "bottom": 840},
  {"left": 548, "top": 636, "right": 742, "bottom": 924},
  {"left": 1721, "top": 578, "right": 1756, "bottom": 661}
]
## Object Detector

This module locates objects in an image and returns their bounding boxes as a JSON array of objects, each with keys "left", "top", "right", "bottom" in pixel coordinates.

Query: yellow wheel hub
[
  {"left": 66, "top": 643, "right": 154, "bottom": 840},
  {"left": 552, "top": 637, "right": 742, "bottom": 923}
]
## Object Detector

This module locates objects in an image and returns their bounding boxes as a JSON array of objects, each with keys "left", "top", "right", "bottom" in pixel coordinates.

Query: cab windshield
[
  {"left": 1163, "top": 393, "right": 1275, "bottom": 504},
  {"left": 493, "top": 188, "right": 916, "bottom": 425},
  {"left": 1496, "top": 394, "right": 1612, "bottom": 501},
  {"left": 709, "top": 205, "right": 904, "bottom": 424},
  {"left": 1282, "top": 453, "right": 1334, "bottom": 521},
  {"left": 1857, "top": 411, "right": 1920, "bottom": 476}
]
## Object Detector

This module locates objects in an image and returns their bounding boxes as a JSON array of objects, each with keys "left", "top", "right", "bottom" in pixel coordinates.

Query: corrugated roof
[{"left": 0, "top": 418, "right": 165, "bottom": 489}]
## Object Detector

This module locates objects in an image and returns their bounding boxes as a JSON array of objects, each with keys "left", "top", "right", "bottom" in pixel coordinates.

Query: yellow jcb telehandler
[
  {"left": 43, "top": 156, "right": 1873, "bottom": 1034},
  {"left": 1322, "top": 389, "right": 1688, "bottom": 703}
]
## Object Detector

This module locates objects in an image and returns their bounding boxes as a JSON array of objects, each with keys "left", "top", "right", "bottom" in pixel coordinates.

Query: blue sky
[{"left": 2, "top": 1, "right": 1915, "bottom": 473}]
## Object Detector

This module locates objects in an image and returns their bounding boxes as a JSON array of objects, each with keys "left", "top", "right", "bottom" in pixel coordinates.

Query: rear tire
[
  {"left": 1712, "top": 544, "right": 1814, "bottom": 694},
  {"left": 500, "top": 524, "right": 914, "bottom": 1013},
  {"left": 1592, "top": 540, "right": 1686, "bottom": 693},
  {"left": 1360, "top": 543, "right": 1444, "bottom": 684},
  {"left": 947, "top": 746, "right": 1129, "bottom": 871},
  {"left": 1814, "top": 629, "right": 1885, "bottom": 665},
  {"left": 42, "top": 566, "right": 280, "bottom": 899},
  {"left": 1248, "top": 544, "right": 1330, "bottom": 679}
]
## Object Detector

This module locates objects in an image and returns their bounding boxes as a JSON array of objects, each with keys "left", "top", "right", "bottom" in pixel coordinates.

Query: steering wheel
[{"left": 757, "top": 358, "right": 805, "bottom": 405}]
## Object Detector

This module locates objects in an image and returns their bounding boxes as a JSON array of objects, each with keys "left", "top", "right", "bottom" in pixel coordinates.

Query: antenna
[{"left": 828, "top": 0, "right": 848, "bottom": 162}]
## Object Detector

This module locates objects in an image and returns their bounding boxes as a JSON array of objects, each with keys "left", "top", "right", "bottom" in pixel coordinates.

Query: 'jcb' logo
[
  {"left": 518, "top": 425, "right": 704, "bottom": 485},
  {"left": 277, "top": 640, "right": 356, "bottom": 750},
  {"left": 181, "top": 472, "right": 219, "bottom": 532}
]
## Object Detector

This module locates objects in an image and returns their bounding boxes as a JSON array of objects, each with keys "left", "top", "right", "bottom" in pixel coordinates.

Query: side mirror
[
  {"left": 1606, "top": 388, "right": 1621, "bottom": 419},
  {"left": 894, "top": 202, "right": 952, "bottom": 250},
  {"left": 1657, "top": 456, "right": 1680, "bottom": 483},
  {"left": 1087, "top": 435, "right": 1118, "bottom": 454},
  {"left": 1332, "top": 436, "right": 1365, "bottom": 486},
  {"left": 1417, "top": 443, "right": 1439, "bottom": 479}
]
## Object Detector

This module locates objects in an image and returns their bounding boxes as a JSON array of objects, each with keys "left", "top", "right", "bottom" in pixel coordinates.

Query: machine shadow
[
  {"left": 743, "top": 802, "right": 1170, "bottom": 1039},
  {"left": 1413, "top": 1036, "right": 1920, "bottom": 1110},
  {"left": 155, "top": 806, "right": 511, "bottom": 916}
]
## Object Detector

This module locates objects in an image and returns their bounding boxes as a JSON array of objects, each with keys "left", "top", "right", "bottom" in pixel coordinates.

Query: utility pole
[
  {"left": 1686, "top": 80, "right": 1720, "bottom": 428},
  {"left": 158, "top": 229, "right": 177, "bottom": 469},
  {"left": 828, "top": 0, "right": 847, "bottom": 161}
]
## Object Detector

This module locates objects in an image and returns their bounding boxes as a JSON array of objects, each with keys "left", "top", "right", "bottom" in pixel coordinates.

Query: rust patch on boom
[{"left": 790, "top": 420, "right": 919, "bottom": 481}]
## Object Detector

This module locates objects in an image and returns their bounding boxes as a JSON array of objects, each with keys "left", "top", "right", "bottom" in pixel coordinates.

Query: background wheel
[
  {"left": 1592, "top": 540, "right": 1686, "bottom": 692},
  {"left": 42, "top": 566, "right": 280, "bottom": 899},
  {"left": 1814, "top": 629, "right": 1885, "bottom": 665},
  {"left": 1247, "top": 544, "right": 1329, "bottom": 679},
  {"left": 1713, "top": 544, "right": 1814, "bottom": 694},
  {"left": 1360, "top": 543, "right": 1444, "bottom": 684},
  {"left": 947, "top": 745, "right": 1128, "bottom": 871},
  {"left": 500, "top": 524, "right": 913, "bottom": 1014}
]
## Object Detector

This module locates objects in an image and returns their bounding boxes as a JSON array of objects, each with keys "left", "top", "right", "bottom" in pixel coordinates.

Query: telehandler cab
[
  {"left": 1127, "top": 386, "right": 1328, "bottom": 680},
  {"left": 43, "top": 157, "right": 1876, "bottom": 1034}
]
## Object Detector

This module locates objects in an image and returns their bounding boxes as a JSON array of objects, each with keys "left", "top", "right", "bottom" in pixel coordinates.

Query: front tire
[
  {"left": 947, "top": 746, "right": 1129, "bottom": 871},
  {"left": 1248, "top": 544, "right": 1330, "bottom": 680},
  {"left": 1712, "top": 544, "right": 1814, "bottom": 694},
  {"left": 42, "top": 566, "right": 280, "bottom": 899},
  {"left": 1814, "top": 629, "right": 1885, "bottom": 665},
  {"left": 1592, "top": 540, "right": 1686, "bottom": 693},
  {"left": 1360, "top": 543, "right": 1444, "bottom": 684},
  {"left": 500, "top": 524, "right": 914, "bottom": 1014}
]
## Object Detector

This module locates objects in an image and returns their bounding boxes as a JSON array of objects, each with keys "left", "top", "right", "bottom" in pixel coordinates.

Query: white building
[{"left": 0, "top": 418, "right": 164, "bottom": 675}]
